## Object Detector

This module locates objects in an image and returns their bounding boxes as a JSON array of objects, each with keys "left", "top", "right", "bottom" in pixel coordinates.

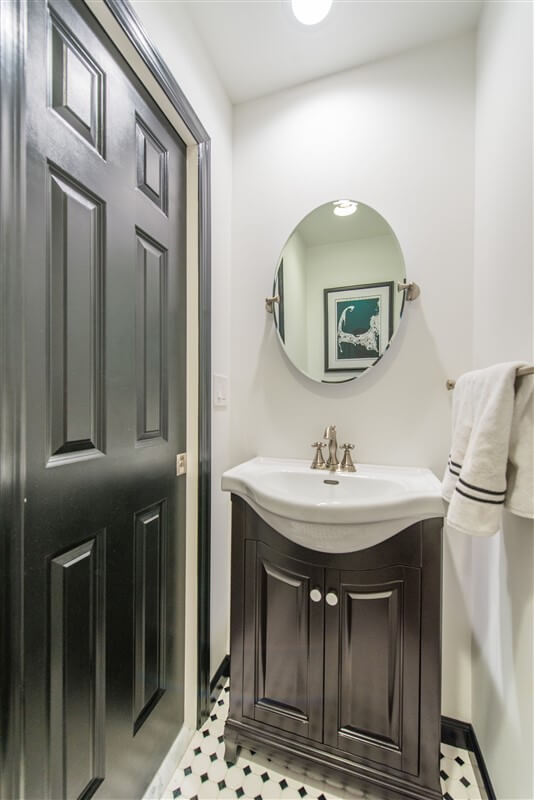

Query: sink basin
[{"left": 221, "top": 457, "right": 444, "bottom": 553}]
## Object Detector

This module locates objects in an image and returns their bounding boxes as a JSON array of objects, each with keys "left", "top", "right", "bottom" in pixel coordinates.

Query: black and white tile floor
[{"left": 162, "top": 680, "right": 487, "bottom": 800}]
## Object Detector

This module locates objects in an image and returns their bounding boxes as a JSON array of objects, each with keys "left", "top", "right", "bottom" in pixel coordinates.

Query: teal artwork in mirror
[
  {"left": 324, "top": 281, "right": 393, "bottom": 372},
  {"left": 272, "top": 200, "right": 408, "bottom": 384}
]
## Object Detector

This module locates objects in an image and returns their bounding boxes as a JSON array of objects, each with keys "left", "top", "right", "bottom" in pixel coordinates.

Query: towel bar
[{"left": 446, "top": 365, "right": 534, "bottom": 390}]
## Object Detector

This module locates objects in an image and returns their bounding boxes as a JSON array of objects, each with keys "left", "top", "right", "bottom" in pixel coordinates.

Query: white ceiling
[{"left": 184, "top": 0, "right": 482, "bottom": 104}]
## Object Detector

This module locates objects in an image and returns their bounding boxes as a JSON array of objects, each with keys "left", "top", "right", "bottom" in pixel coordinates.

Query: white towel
[
  {"left": 505, "top": 374, "right": 534, "bottom": 519},
  {"left": 442, "top": 363, "right": 524, "bottom": 536}
]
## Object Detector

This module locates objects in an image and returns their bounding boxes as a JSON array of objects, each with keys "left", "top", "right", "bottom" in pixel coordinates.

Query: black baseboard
[
  {"left": 441, "top": 716, "right": 496, "bottom": 800},
  {"left": 441, "top": 716, "right": 473, "bottom": 750},
  {"left": 210, "top": 654, "right": 230, "bottom": 694}
]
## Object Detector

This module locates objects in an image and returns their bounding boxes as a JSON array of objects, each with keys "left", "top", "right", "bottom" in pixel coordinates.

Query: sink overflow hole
[{"left": 324, "top": 479, "right": 339, "bottom": 485}]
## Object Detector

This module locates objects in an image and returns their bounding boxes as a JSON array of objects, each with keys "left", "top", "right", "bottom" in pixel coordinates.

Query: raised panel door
[
  {"left": 24, "top": 2, "right": 186, "bottom": 797},
  {"left": 243, "top": 541, "right": 324, "bottom": 742},
  {"left": 324, "top": 565, "right": 421, "bottom": 774}
]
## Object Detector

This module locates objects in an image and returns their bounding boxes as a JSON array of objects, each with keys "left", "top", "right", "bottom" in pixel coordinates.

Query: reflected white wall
[{"left": 281, "top": 229, "right": 308, "bottom": 370}]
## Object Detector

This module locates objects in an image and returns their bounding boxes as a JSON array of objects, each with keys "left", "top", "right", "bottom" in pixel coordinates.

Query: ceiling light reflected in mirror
[{"left": 333, "top": 200, "right": 358, "bottom": 217}]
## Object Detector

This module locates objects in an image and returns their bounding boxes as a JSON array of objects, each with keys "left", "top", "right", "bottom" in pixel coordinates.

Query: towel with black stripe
[{"left": 442, "top": 362, "right": 526, "bottom": 535}]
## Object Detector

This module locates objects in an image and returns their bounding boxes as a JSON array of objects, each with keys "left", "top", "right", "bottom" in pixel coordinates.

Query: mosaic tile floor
[{"left": 162, "top": 680, "right": 487, "bottom": 800}]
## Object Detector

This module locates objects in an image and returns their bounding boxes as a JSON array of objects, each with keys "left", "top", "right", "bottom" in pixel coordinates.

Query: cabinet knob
[
  {"left": 310, "top": 588, "right": 322, "bottom": 603},
  {"left": 326, "top": 591, "right": 338, "bottom": 606}
]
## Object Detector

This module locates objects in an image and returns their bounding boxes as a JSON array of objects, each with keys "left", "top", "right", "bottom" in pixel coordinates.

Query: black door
[
  {"left": 242, "top": 541, "right": 324, "bottom": 742},
  {"left": 324, "top": 566, "right": 421, "bottom": 775},
  {"left": 23, "top": 1, "right": 187, "bottom": 797}
]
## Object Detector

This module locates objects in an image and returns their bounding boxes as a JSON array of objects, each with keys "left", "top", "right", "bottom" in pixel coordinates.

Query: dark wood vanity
[{"left": 225, "top": 495, "right": 443, "bottom": 800}]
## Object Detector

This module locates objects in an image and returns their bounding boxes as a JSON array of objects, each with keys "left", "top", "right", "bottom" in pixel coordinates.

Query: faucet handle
[
  {"left": 310, "top": 442, "right": 326, "bottom": 470},
  {"left": 340, "top": 443, "right": 356, "bottom": 472}
]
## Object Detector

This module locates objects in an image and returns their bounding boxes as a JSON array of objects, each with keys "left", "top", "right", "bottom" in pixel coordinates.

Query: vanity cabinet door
[
  {"left": 243, "top": 541, "right": 324, "bottom": 742},
  {"left": 324, "top": 565, "right": 421, "bottom": 774}
]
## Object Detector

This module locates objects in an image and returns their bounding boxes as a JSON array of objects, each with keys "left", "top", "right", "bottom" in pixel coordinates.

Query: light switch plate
[{"left": 213, "top": 373, "right": 229, "bottom": 407}]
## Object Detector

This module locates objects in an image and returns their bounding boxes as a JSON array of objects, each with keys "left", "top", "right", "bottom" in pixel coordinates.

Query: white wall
[
  {"left": 471, "top": 2, "right": 534, "bottom": 797},
  {"left": 232, "top": 34, "right": 476, "bottom": 721},
  {"left": 131, "top": 1, "right": 233, "bottom": 678}
]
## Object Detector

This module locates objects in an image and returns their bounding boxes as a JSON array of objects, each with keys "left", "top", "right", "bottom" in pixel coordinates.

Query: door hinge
[{"left": 176, "top": 453, "right": 187, "bottom": 476}]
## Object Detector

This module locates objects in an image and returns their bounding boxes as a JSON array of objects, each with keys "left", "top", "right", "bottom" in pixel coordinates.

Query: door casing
[{"left": 0, "top": 1, "right": 212, "bottom": 796}]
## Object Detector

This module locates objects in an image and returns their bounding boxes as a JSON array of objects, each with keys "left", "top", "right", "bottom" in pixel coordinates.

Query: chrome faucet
[{"left": 323, "top": 424, "right": 339, "bottom": 471}]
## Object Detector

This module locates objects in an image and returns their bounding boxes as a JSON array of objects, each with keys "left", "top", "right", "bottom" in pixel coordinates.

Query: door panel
[
  {"left": 340, "top": 586, "right": 402, "bottom": 746},
  {"left": 136, "top": 230, "right": 168, "bottom": 442},
  {"left": 49, "top": 7, "right": 104, "bottom": 154},
  {"left": 243, "top": 541, "right": 324, "bottom": 742},
  {"left": 133, "top": 501, "right": 167, "bottom": 733},
  {"left": 324, "top": 566, "right": 421, "bottom": 774},
  {"left": 24, "top": 1, "right": 187, "bottom": 797},
  {"left": 49, "top": 535, "right": 106, "bottom": 800},
  {"left": 135, "top": 115, "right": 168, "bottom": 212},
  {"left": 47, "top": 164, "right": 105, "bottom": 462}
]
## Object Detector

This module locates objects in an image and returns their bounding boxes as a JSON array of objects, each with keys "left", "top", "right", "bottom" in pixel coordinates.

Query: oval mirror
[{"left": 272, "top": 200, "right": 408, "bottom": 383}]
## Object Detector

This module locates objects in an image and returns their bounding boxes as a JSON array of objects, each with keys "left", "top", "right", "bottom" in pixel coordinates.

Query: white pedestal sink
[{"left": 222, "top": 457, "right": 444, "bottom": 553}]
